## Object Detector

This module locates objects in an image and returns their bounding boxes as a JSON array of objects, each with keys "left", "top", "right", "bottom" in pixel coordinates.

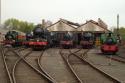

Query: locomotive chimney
[{"left": 42, "top": 19, "right": 46, "bottom": 27}]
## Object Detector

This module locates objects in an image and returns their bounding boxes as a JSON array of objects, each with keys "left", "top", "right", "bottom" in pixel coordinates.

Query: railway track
[
  {"left": 12, "top": 49, "right": 56, "bottom": 83},
  {"left": 60, "top": 49, "right": 83, "bottom": 83},
  {"left": 104, "top": 54, "right": 125, "bottom": 64},
  {"left": 1, "top": 45, "right": 56, "bottom": 83},
  {"left": 39, "top": 48, "right": 79, "bottom": 83},
  {"left": 60, "top": 48, "right": 121, "bottom": 83},
  {"left": 12, "top": 49, "right": 33, "bottom": 83},
  {"left": 1, "top": 45, "right": 17, "bottom": 83},
  {"left": 1, "top": 45, "right": 123, "bottom": 83},
  {"left": 1, "top": 47, "right": 13, "bottom": 83},
  {"left": 37, "top": 50, "right": 58, "bottom": 83}
]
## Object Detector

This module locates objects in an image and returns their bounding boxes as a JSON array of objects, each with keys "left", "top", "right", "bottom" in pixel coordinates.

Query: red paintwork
[
  {"left": 23, "top": 41, "right": 29, "bottom": 45},
  {"left": 17, "top": 35, "right": 25, "bottom": 39},
  {"left": 101, "top": 44, "right": 118, "bottom": 53},
  {"left": 60, "top": 41, "right": 73, "bottom": 45},
  {"left": 29, "top": 41, "right": 48, "bottom": 46},
  {"left": 29, "top": 42, "right": 34, "bottom": 45},
  {"left": 80, "top": 40, "right": 93, "bottom": 46},
  {"left": 3, "top": 40, "right": 14, "bottom": 45}
]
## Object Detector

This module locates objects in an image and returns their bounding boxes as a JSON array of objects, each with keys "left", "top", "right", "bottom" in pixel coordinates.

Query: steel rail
[
  {"left": 11, "top": 49, "right": 55, "bottom": 83},
  {"left": 70, "top": 49, "right": 122, "bottom": 83},
  {"left": 12, "top": 49, "right": 32, "bottom": 83},
  {"left": 37, "top": 50, "right": 58, "bottom": 83},
  {"left": 67, "top": 54, "right": 83, "bottom": 83},
  {"left": 60, "top": 49, "right": 83, "bottom": 83},
  {"left": 104, "top": 55, "right": 125, "bottom": 64},
  {"left": 0, "top": 45, "right": 13, "bottom": 83}
]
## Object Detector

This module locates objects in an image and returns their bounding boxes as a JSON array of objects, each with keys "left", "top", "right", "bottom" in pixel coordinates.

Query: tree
[
  {"left": 4, "top": 18, "right": 34, "bottom": 33},
  {"left": 4, "top": 18, "right": 20, "bottom": 30},
  {"left": 18, "top": 21, "right": 34, "bottom": 33},
  {"left": 113, "top": 27, "right": 125, "bottom": 40}
]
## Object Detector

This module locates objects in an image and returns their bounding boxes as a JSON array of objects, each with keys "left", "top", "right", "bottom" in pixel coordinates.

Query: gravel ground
[{"left": 86, "top": 47, "right": 125, "bottom": 82}]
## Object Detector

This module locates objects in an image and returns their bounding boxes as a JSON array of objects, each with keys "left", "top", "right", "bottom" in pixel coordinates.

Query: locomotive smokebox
[{"left": 33, "top": 24, "right": 44, "bottom": 38}]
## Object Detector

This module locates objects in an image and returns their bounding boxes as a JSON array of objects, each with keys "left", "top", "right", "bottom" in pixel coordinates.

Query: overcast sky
[{"left": 2, "top": 0, "right": 125, "bottom": 27}]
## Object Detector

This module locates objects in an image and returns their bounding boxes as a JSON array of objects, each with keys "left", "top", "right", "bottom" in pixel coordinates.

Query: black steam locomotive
[
  {"left": 60, "top": 32, "right": 74, "bottom": 48},
  {"left": 29, "top": 24, "right": 49, "bottom": 50},
  {"left": 80, "top": 32, "right": 94, "bottom": 48}
]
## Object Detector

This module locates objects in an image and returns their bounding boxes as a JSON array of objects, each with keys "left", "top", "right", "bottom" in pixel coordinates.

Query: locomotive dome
[{"left": 33, "top": 25, "right": 44, "bottom": 34}]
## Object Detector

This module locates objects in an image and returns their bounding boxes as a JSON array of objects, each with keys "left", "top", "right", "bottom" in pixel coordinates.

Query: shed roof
[
  {"left": 77, "top": 20, "right": 110, "bottom": 32},
  {"left": 46, "top": 19, "right": 76, "bottom": 32}
]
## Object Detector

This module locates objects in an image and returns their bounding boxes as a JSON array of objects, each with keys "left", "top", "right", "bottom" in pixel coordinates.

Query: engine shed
[
  {"left": 76, "top": 19, "right": 110, "bottom": 46},
  {"left": 46, "top": 18, "right": 110, "bottom": 46},
  {"left": 46, "top": 19, "right": 77, "bottom": 46}
]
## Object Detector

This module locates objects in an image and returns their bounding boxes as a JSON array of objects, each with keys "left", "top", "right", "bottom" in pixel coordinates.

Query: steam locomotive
[
  {"left": 4, "top": 30, "right": 25, "bottom": 47},
  {"left": 100, "top": 33, "right": 118, "bottom": 54},
  {"left": 60, "top": 32, "right": 73, "bottom": 48},
  {"left": 29, "top": 24, "right": 49, "bottom": 50},
  {"left": 80, "top": 32, "right": 94, "bottom": 48}
]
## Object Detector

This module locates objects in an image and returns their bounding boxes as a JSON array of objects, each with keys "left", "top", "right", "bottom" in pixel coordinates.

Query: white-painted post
[{"left": 108, "top": 55, "right": 112, "bottom": 65}]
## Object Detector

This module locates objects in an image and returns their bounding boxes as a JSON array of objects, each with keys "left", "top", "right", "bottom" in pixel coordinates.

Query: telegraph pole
[
  {"left": 117, "top": 14, "right": 119, "bottom": 34},
  {"left": 117, "top": 14, "right": 122, "bottom": 44}
]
